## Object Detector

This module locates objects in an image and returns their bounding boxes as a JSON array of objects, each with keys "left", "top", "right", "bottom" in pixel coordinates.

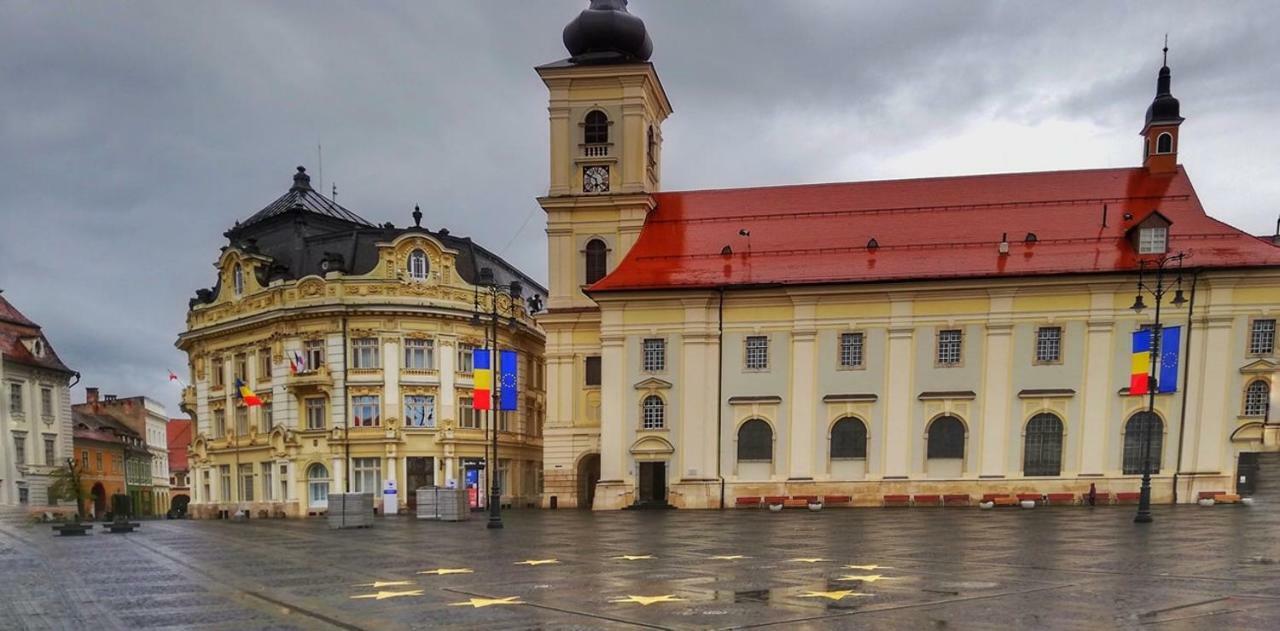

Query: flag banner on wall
[
  {"left": 499, "top": 350, "right": 518, "bottom": 411},
  {"left": 474, "top": 348, "right": 492, "bottom": 410},
  {"left": 1129, "top": 326, "right": 1181, "bottom": 395},
  {"left": 235, "top": 378, "right": 263, "bottom": 407}
]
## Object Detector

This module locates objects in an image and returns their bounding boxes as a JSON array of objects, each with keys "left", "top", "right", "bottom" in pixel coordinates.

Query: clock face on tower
[{"left": 583, "top": 165, "right": 610, "bottom": 193}]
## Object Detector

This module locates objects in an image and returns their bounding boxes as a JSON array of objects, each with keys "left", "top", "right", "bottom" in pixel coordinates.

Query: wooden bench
[
  {"left": 782, "top": 498, "right": 809, "bottom": 509},
  {"left": 943, "top": 494, "right": 970, "bottom": 506},
  {"left": 823, "top": 495, "right": 852, "bottom": 506},
  {"left": 1016, "top": 493, "right": 1043, "bottom": 504},
  {"left": 992, "top": 496, "right": 1020, "bottom": 507},
  {"left": 913, "top": 494, "right": 942, "bottom": 506},
  {"left": 981, "top": 493, "right": 1006, "bottom": 503},
  {"left": 1045, "top": 493, "right": 1076, "bottom": 505},
  {"left": 1115, "top": 492, "right": 1142, "bottom": 504},
  {"left": 763, "top": 496, "right": 788, "bottom": 507},
  {"left": 1198, "top": 491, "right": 1226, "bottom": 501},
  {"left": 734, "top": 496, "right": 762, "bottom": 508},
  {"left": 1213, "top": 493, "right": 1241, "bottom": 504},
  {"left": 51, "top": 523, "right": 91, "bottom": 536},
  {"left": 883, "top": 494, "right": 911, "bottom": 507},
  {"left": 790, "top": 495, "right": 819, "bottom": 504}
]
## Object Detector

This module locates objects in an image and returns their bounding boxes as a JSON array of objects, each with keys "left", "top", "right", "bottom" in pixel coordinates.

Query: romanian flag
[
  {"left": 473, "top": 348, "right": 492, "bottom": 410},
  {"left": 235, "top": 378, "right": 263, "bottom": 407},
  {"left": 1130, "top": 327, "right": 1181, "bottom": 395}
]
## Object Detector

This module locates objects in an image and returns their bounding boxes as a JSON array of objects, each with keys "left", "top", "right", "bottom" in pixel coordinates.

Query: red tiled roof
[
  {"left": 0, "top": 293, "right": 74, "bottom": 374},
  {"left": 589, "top": 166, "right": 1280, "bottom": 292},
  {"left": 167, "top": 419, "right": 192, "bottom": 472}
]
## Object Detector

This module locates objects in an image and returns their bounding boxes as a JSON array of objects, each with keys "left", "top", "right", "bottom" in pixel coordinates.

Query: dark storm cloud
[{"left": 2, "top": 1, "right": 1277, "bottom": 415}]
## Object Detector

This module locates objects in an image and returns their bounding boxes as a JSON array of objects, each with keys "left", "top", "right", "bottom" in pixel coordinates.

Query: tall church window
[
  {"left": 585, "top": 239, "right": 607, "bottom": 284},
  {"left": 584, "top": 110, "right": 609, "bottom": 145},
  {"left": 830, "top": 417, "right": 867, "bottom": 459},
  {"left": 1022, "top": 413, "right": 1064, "bottom": 476},
  {"left": 233, "top": 264, "right": 244, "bottom": 296},
  {"left": 307, "top": 463, "right": 329, "bottom": 508},
  {"left": 926, "top": 416, "right": 965, "bottom": 459},
  {"left": 641, "top": 395, "right": 665, "bottom": 430},
  {"left": 737, "top": 419, "right": 773, "bottom": 462},
  {"left": 1156, "top": 132, "right": 1173, "bottom": 154},
  {"left": 408, "top": 249, "right": 429, "bottom": 280},
  {"left": 1244, "top": 380, "right": 1270, "bottom": 417},
  {"left": 1122, "top": 412, "right": 1163, "bottom": 474}
]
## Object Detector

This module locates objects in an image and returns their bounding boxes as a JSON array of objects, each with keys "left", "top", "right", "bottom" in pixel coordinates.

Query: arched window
[
  {"left": 830, "top": 417, "right": 867, "bottom": 459},
  {"left": 307, "top": 463, "right": 329, "bottom": 508},
  {"left": 407, "top": 249, "right": 429, "bottom": 280},
  {"left": 1023, "top": 413, "right": 1064, "bottom": 476},
  {"left": 1156, "top": 132, "right": 1173, "bottom": 154},
  {"left": 584, "top": 239, "right": 607, "bottom": 284},
  {"left": 926, "top": 416, "right": 965, "bottom": 459},
  {"left": 233, "top": 264, "right": 244, "bottom": 296},
  {"left": 737, "top": 419, "right": 773, "bottom": 462},
  {"left": 1123, "top": 412, "right": 1163, "bottom": 475},
  {"left": 584, "top": 110, "right": 609, "bottom": 145},
  {"left": 641, "top": 395, "right": 665, "bottom": 430},
  {"left": 1244, "top": 380, "right": 1270, "bottom": 417}
]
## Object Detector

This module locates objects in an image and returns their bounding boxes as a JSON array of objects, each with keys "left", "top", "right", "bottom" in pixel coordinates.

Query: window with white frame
[
  {"left": 1250, "top": 319, "right": 1276, "bottom": 355},
  {"left": 279, "top": 464, "right": 289, "bottom": 500},
  {"left": 404, "top": 338, "right": 435, "bottom": 370},
  {"left": 260, "top": 462, "right": 273, "bottom": 501},
  {"left": 352, "top": 395, "right": 380, "bottom": 427},
  {"left": 304, "top": 339, "right": 325, "bottom": 371},
  {"left": 1137, "top": 226, "right": 1168, "bottom": 254},
  {"left": 352, "top": 338, "right": 380, "bottom": 369},
  {"left": 1035, "top": 326, "right": 1062, "bottom": 363},
  {"left": 1244, "top": 380, "right": 1270, "bottom": 417},
  {"left": 258, "top": 348, "right": 272, "bottom": 380},
  {"left": 641, "top": 395, "right": 665, "bottom": 429},
  {"left": 307, "top": 463, "right": 329, "bottom": 507},
  {"left": 458, "top": 396, "right": 478, "bottom": 429},
  {"left": 233, "top": 264, "right": 244, "bottom": 296},
  {"left": 239, "top": 463, "right": 254, "bottom": 501},
  {"left": 407, "top": 249, "right": 429, "bottom": 280},
  {"left": 212, "top": 356, "right": 225, "bottom": 387},
  {"left": 457, "top": 344, "right": 475, "bottom": 373},
  {"left": 744, "top": 336, "right": 769, "bottom": 370},
  {"left": 9, "top": 383, "right": 22, "bottom": 415},
  {"left": 40, "top": 387, "right": 53, "bottom": 418},
  {"left": 234, "top": 353, "right": 247, "bottom": 382},
  {"left": 642, "top": 338, "right": 665, "bottom": 372},
  {"left": 44, "top": 436, "right": 55, "bottom": 465},
  {"left": 259, "top": 401, "right": 273, "bottom": 433},
  {"left": 351, "top": 457, "right": 381, "bottom": 494},
  {"left": 937, "top": 329, "right": 963, "bottom": 366},
  {"left": 405, "top": 395, "right": 436, "bottom": 428},
  {"left": 13, "top": 433, "right": 25, "bottom": 464},
  {"left": 304, "top": 397, "right": 325, "bottom": 430},
  {"left": 219, "top": 465, "right": 231, "bottom": 501},
  {"left": 235, "top": 406, "right": 248, "bottom": 436},
  {"left": 839, "top": 332, "right": 864, "bottom": 368},
  {"left": 212, "top": 408, "right": 226, "bottom": 438}
]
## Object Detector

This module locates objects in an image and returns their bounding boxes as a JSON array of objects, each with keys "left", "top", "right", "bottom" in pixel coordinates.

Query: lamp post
[
  {"left": 472, "top": 267, "right": 527, "bottom": 530},
  {"left": 1129, "top": 252, "right": 1187, "bottom": 524}
]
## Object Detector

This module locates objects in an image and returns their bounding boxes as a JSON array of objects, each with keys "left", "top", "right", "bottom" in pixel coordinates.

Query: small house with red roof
[{"left": 535, "top": 1, "right": 1280, "bottom": 509}]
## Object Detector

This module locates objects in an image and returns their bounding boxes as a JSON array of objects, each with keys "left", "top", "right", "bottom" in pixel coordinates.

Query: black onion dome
[
  {"left": 1145, "top": 65, "right": 1182, "bottom": 127},
  {"left": 563, "top": 0, "right": 653, "bottom": 64}
]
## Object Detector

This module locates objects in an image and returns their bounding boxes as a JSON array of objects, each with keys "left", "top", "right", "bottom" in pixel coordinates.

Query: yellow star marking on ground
[
  {"left": 610, "top": 594, "right": 687, "bottom": 606},
  {"left": 350, "top": 589, "right": 425, "bottom": 601},
  {"left": 709, "top": 555, "right": 749, "bottom": 560},
  {"left": 353, "top": 580, "right": 414, "bottom": 588},
  {"left": 788, "top": 558, "right": 829, "bottom": 563},
  {"left": 835, "top": 574, "right": 893, "bottom": 583},
  {"left": 449, "top": 596, "right": 524, "bottom": 608},
  {"left": 417, "top": 568, "right": 474, "bottom": 576},
  {"left": 798, "top": 589, "right": 869, "bottom": 601},
  {"left": 843, "top": 564, "right": 893, "bottom": 570},
  {"left": 612, "top": 554, "right": 655, "bottom": 561},
  {"left": 515, "top": 559, "right": 560, "bottom": 566}
]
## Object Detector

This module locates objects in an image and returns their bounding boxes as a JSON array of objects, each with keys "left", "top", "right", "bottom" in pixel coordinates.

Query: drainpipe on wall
[
  {"left": 717, "top": 287, "right": 726, "bottom": 510},
  {"left": 1172, "top": 270, "right": 1199, "bottom": 504}
]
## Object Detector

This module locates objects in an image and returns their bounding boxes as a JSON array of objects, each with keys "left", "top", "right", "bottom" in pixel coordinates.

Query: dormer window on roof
[
  {"left": 408, "top": 249, "right": 429, "bottom": 280},
  {"left": 233, "top": 264, "right": 245, "bottom": 296},
  {"left": 1138, "top": 226, "right": 1168, "bottom": 254}
]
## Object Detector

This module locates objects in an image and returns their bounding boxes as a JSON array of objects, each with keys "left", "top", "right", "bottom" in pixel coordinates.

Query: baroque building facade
[
  {"left": 538, "top": 1, "right": 1280, "bottom": 509},
  {"left": 177, "top": 168, "right": 546, "bottom": 518}
]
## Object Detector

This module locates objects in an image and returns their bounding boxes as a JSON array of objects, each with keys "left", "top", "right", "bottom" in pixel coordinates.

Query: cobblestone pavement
[{"left": 3, "top": 501, "right": 1279, "bottom": 630}]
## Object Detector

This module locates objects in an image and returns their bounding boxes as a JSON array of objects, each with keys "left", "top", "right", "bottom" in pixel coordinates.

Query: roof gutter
[{"left": 717, "top": 286, "right": 726, "bottom": 510}]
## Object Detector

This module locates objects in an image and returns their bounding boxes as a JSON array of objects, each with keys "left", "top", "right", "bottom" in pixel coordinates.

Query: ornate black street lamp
[
  {"left": 1129, "top": 252, "right": 1188, "bottom": 524},
  {"left": 472, "top": 267, "right": 526, "bottom": 530}
]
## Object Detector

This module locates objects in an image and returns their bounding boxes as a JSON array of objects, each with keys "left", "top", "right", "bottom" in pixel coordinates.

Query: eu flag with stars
[
  {"left": 499, "top": 350, "right": 518, "bottom": 411},
  {"left": 1157, "top": 326, "right": 1180, "bottom": 394}
]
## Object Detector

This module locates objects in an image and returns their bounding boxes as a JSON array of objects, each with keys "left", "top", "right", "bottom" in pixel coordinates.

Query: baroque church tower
[{"left": 536, "top": 0, "right": 672, "bottom": 508}]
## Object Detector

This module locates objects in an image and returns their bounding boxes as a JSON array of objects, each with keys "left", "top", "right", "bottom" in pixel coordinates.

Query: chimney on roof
[
  {"left": 1141, "top": 39, "right": 1184, "bottom": 175},
  {"left": 86, "top": 387, "right": 99, "bottom": 404}
]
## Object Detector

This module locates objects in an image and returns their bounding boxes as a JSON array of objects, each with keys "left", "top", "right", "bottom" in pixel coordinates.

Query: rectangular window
[
  {"left": 203, "top": 470, "right": 211, "bottom": 503},
  {"left": 13, "top": 434, "right": 25, "bottom": 464},
  {"left": 584, "top": 356, "right": 601, "bottom": 387},
  {"left": 352, "top": 395, "right": 380, "bottom": 427},
  {"left": 212, "top": 408, "right": 226, "bottom": 438},
  {"left": 1035, "top": 326, "right": 1062, "bottom": 364},
  {"left": 404, "top": 395, "right": 436, "bottom": 428},
  {"left": 305, "top": 398, "right": 326, "bottom": 430},
  {"left": 261, "top": 462, "right": 274, "bottom": 501},
  {"left": 40, "top": 387, "right": 53, "bottom": 418},
  {"left": 258, "top": 348, "right": 272, "bottom": 381},
  {"left": 304, "top": 339, "right": 325, "bottom": 371},
  {"left": 352, "top": 338, "right": 380, "bottom": 369},
  {"left": 457, "top": 344, "right": 475, "bottom": 373},
  {"left": 219, "top": 465, "right": 231, "bottom": 501},
  {"left": 238, "top": 464, "right": 253, "bottom": 501},
  {"left": 279, "top": 464, "right": 289, "bottom": 500},
  {"left": 351, "top": 457, "right": 381, "bottom": 494},
  {"left": 458, "top": 397, "right": 478, "bottom": 429},
  {"left": 744, "top": 336, "right": 769, "bottom": 370},
  {"left": 235, "top": 406, "right": 249, "bottom": 436},
  {"left": 641, "top": 338, "right": 666, "bottom": 372},
  {"left": 404, "top": 339, "right": 435, "bottom": 370},
  {"left": 81, "top": 450, "right": 89, "bottom": 470},
  {"left": 839, "top": 332, "right": 864, "bottom": 369},
  {"left": 44, "top": 437, "right": 55, "bottom": 465},
  {"left": 212, "top": 356, "right": 225, "bottom": 387},
  {"left": 937, "top": 329, "right": 963, "bottom": 366},
  {"left": 1137, "top": 226, "right": 1168, "bottom": 254},
  {"left": 8, "top": 383, "right": 22, "bottom": 414},
  {"left": 234, "top": 353, "right": 247, "bottom": 382},
  {"left": 259, "top": 401, "right": 273, "bottom": 433},
  {"left": 96, "top": 452, "right": 103, "bottom": 472},
  {"left": 1250, "top": 319, "right": 1276, "bottom": 355}
]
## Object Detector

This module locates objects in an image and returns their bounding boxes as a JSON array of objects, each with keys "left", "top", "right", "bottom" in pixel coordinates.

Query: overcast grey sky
[{"left": 2, "top": 1, "right": 1278, "bottom": 417}]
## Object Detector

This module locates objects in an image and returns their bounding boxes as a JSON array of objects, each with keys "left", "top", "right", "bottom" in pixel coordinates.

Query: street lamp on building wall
[
  {"left": 1129, "top": 252, "right": 1188, "bottom": 524},
  {"left": 471, "top": 267, "right": 528, "bottom": 530}
]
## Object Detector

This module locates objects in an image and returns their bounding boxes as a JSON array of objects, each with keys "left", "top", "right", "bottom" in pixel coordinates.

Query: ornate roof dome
[
  {"left": 1145, "top": 65, "right": 1182, "bottom": 127},
  {"left": 562, "top": 0, "right": 653, "bottom": 64}
]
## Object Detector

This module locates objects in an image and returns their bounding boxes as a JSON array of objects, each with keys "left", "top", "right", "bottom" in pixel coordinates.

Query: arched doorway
[
  {"left": 170, "top": 494, "right": 190, "bottom": 518},
  {"left": 90, "top": 483, "right": 107, "bottom": 519},
  {"left": 926, "top": 415, "right": 966, "bottom": 478},
  {"left": 577, "top": 453, "right": 600, "bottom": 509}
]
